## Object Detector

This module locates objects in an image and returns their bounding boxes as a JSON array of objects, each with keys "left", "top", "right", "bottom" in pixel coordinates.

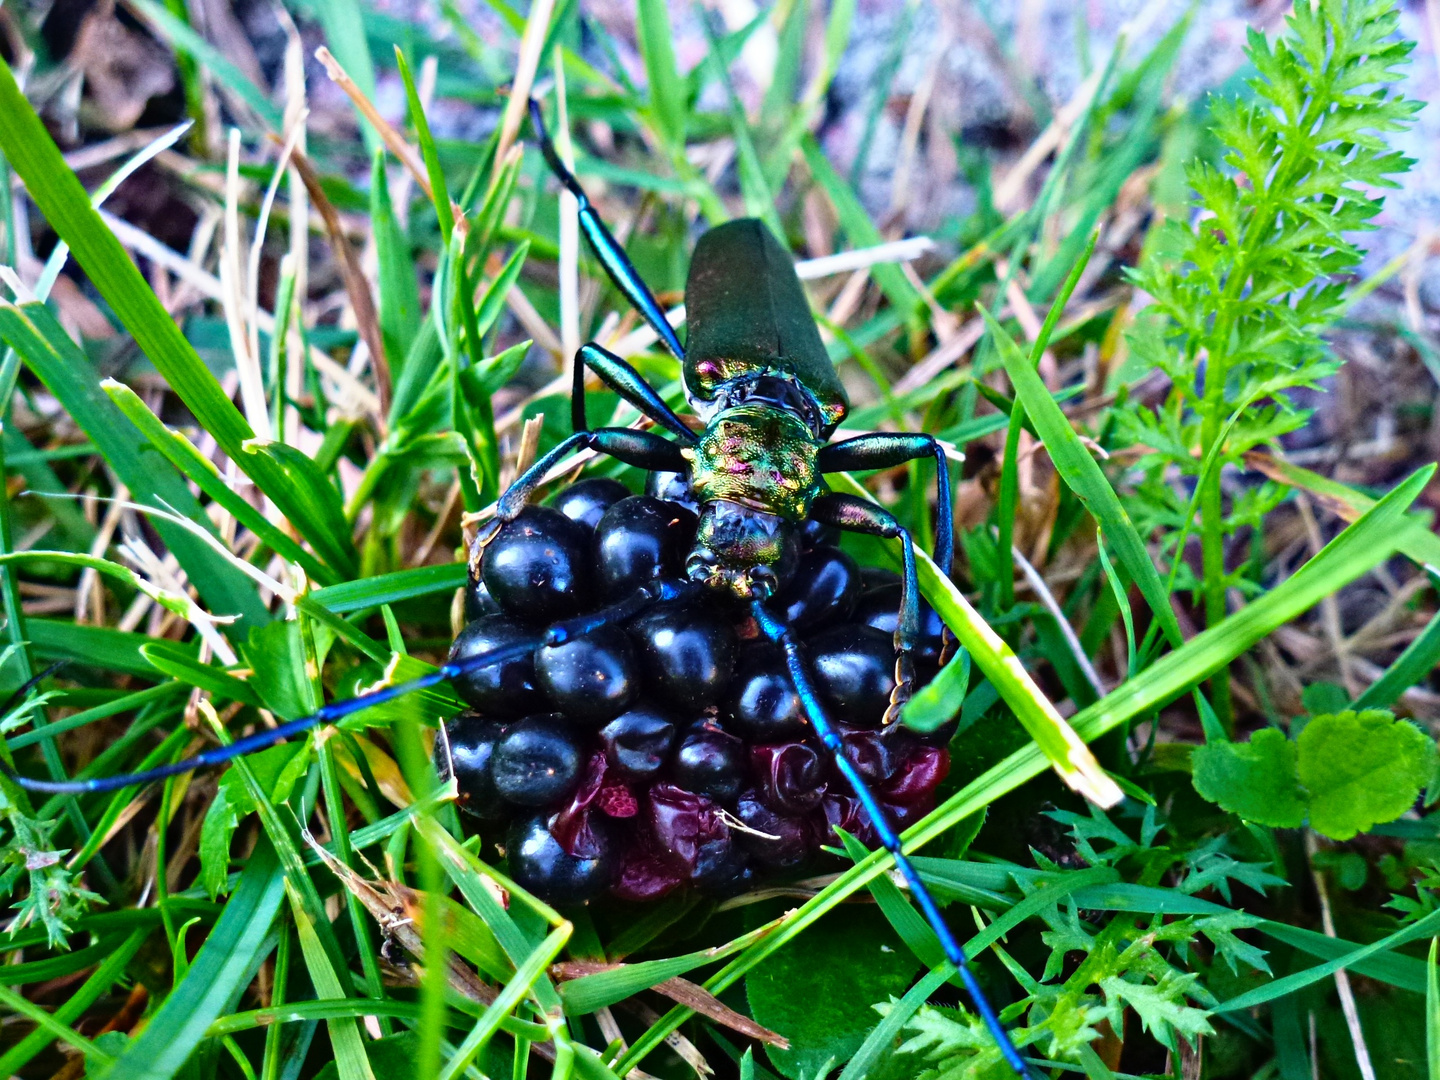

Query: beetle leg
[
  {"left": 808, "top": 492, "right": 920, "bottom": 724},
  {"left": 493, "top": 428, "right": 689, "bottom": 523},
  {"left": 528, "top": 99, "right": 686, "bottom": 362},
  {"left": 816, "top": 432, "right": 953, "bottom": 576},
  {"left": 750, "top": 601, "right": 1035, "bottom": 1077},
  {"left": 575, "top": 343, "right": 695, "bottom": 443}
]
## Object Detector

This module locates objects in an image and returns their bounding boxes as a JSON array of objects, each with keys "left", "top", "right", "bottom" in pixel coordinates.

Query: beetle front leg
[
  {"left": 808, "top": 492, "right": 920, "bottom": 724},
  {"left": 816, "top": 432, "right": 954, "bottom": 576},
  {"left": 494, "top": 428, "right": 688, "bottom": 522},
  {"left": 574, "top": 343, "right": 695, "bottom": 443}
]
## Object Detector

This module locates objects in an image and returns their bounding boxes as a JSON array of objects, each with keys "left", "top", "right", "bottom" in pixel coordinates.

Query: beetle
[{"left": 3, "top": 100, "right": 1033, "bottom": 1075}]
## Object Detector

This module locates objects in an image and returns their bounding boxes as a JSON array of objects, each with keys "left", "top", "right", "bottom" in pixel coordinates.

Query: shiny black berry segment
[
  {"left": 534, "top": 627, "right": 638, "bottom": 725},
  {"left": 599, "top": 707, "right": 676, "bottom": 781},
  {"left": 853, "top": 582, "right": 946, "bottom": 665},
  {"left": 726, "top": 645, "right": 806, "bottom": 742},
  {"left": 628, "top": 603, "right": 737, "bottom": 710},
  {"left": 463, "top": 577, "right": 503, "bottom": 623},
  {"left": 491, "top": 715, "right": 583, "bottom": 807},
  {"left": 552, "top": 477, "right": 632, "bottom": 532},
  {"left": 481, "top": 506, "right": 592, "bottom": 625},
  {"left": 595, "top": 496, "right": 697, "bottom": 599},
  {"left": 807, "top": 625, "right": 897, "bottom": 728},
  {"left": 672, "top": 722, "right": 746, "bottom": 803},
  {"left": 507, "top": 812, "right": 615, "bottom": 903},
  {"left": 457, "top": 484, "right": 958, "bottom": 904},
  {"left": 775, "top": 545, "right": 861, "bottom": 630},
  {"left": 442, "top": 713, "right": 510, "bottom": 821},
  {"left": 449, "top": 615, "right": 541, "bottom": 717}
]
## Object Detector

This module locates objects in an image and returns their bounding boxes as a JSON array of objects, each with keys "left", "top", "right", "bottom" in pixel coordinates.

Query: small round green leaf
[
  {"left": 746, "top": 906, "right": 917, "bottom": 1079},
  {"left": 1298, "top": 710, "right": 1435, "bottom": 841},
  {"left": 1191, "top": 728, "right": 1306, "bottom": 828}
]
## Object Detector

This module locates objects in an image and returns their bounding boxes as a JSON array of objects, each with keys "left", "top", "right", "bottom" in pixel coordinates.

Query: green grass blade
[
  {"left": 800, "top": 135, "right": 920, "bottom": 317},
  {"left": 829, "top": 472, "right": 1121, "bottom": 806},
  {"left": 1353, "top": 591, "right": 1440, "bottom": 710},
  {"left": 140, "top": 642, "right": 262, "bottom": 706},
  {"left": 1217, "top": 903, "right": 1440, "bottom": 1013},
  {"left": 311, "top": 563, "right": 466, "bottom": 614},
  {"left": 245, "top": 441, "right": 359, "bottom": 577},
  {"left": 0, "top": 927, "right": 148, "bottom": 1074},
  {"left": 984, "top": 306, "right": 1184, "bottom": 649},
  {"left": 1246, "top": 454, "right": 1440, "bottom": 571},
  {"left": 106, "top": 839, "right": 286, "bottom": 1080},
  {"left": 103, "top": 380, "right": 335, "bottom": 584},
  {"left": 313, "top": 0, "right": 381, "bottom": 155},
  {"left": 0, "top": 301, "right": 269, "bottom": 628},
  {"left": 1070, "top": 466, "right": 1434, "bottom": 744},
  {"left": 1429, "top": 939, "right": 1439, "bottom": 1080},
  {"left": 635, "top": 0, "right": 686, "bottom": 151},
  {"left": 371, "top": 152, "right": 422, "bottom": 379},
  {"left": 0, "top": 69, "right": 360, "bottom": 568},
  {"left": 440, "top": 923, "right": 572, "bottom": 1080},
  {"left": 836, "top": 963, "right": 950, "bottom": 1080},
  {"left": 0, "top": 983, "right": 112, "bottom": 1065},
  {"left": 699, "top": 18, "right": 784, "bottom": 239},
  {"left": 397, "top": 47, "right": 455, "bottom": 244},
  {"left": 287, "top": 879, "right": 378, "bottom": 1080}
]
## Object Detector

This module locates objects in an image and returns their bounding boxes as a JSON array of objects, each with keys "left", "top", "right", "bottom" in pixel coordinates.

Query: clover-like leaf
[
  {"left": 1191, "top": 728, "right": 1306, "bottom": 828},
  {"left": 1297, "top": 710, "right": 1435, "bottom": 841}
]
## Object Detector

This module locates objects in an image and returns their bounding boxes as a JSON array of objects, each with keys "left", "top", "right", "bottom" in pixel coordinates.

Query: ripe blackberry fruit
[{"left": 445, "top": 483, "right": 957, "bottom": 904}]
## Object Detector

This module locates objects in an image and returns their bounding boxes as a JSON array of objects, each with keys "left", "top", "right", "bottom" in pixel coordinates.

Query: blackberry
[{"left": 443, "top": 485, "right": 955, "bottom": 903}]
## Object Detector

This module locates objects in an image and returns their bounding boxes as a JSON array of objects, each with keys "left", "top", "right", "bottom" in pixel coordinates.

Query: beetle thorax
[{"left": 682, "top": 404, "right": 820, "bottom": 522}]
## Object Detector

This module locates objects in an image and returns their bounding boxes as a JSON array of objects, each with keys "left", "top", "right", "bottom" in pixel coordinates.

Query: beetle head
[{"left": 685, "top": 500, "right": 799, "bottom": 600}]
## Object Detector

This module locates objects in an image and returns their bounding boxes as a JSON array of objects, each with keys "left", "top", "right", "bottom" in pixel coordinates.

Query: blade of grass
[
  {"left": 128, "top": 0, "right": 283, "bottom": 130},
  {"left": 0, "top": 983, "right": 112, "bottom": 1065},
  {"left": 829, "top": 471, "right": 1121, "bottom": 806},
  {"left": 0, "top": 927, "right": 148, "bottom": 1074},
  {"left": 440, "top": 923, "right": 572, "bottom": 1080},
  {"left": 1353, "top": 586, "right": 1440, "bottom": 710},
  {"left": 287, "top": 878, "right": 379, "bottom": 1080},
  {"left": 995, "top": 229, "right": 1098, "bottom": 611},
  {"left": 984, "top": 305, "right": 1184, "bottom": 649},
  {"left": 0, "top": 301, "right": 269, "bottom": 628},
  {"left": 103, "top": 380, "right": 334, "bottom": 584},
  {"left": 1429, "top": 939, "right": 1439, "bottom": 1080},
  {"left": 0, "top": 69, "right": 365, "bottom": 576},
  {"left": 699, "top": 16, "right": 785, "bottom": 240},
  {"left": 106, "top": 838, "right": 286, "bottom": 1080},
  {"left": 310, "top": 0, "right": 381, "bottom": 154},
  {"left": 371, "top": 151, "right": 421, "bottom": 379},
  {"left": 801, "top": 134, "right": 920, "bottom": 317},
  {"left": 635, "top": 0, "right": 686, "bottom": 152},
  {"left": 1244, "top": 451, "right": 1440, "bottom": 570}
]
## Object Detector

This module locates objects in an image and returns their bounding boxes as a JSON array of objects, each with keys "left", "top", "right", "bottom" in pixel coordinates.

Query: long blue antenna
[
  {"left": 526, "top": 98, "right": 687, "bottom": 362},
  {"left": 752, "top": 602, "right": 1035, "bottom": 1076},
  {"left": 0, "top": 581, "right": 696, "bottom": 796}
]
